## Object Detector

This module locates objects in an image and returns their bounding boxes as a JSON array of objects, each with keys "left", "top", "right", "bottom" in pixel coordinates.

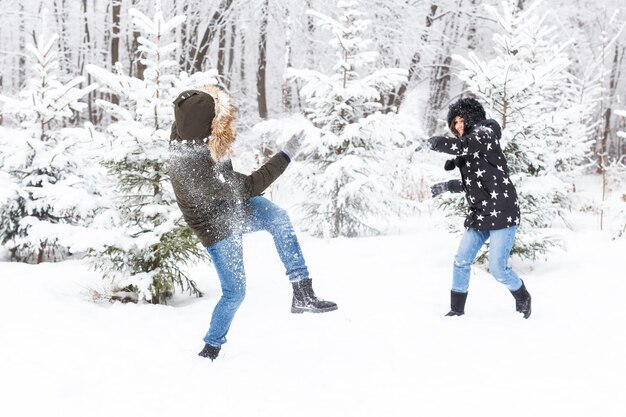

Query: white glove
[{"left": 282, "top": 130, "right": 306, "bottom": 159}]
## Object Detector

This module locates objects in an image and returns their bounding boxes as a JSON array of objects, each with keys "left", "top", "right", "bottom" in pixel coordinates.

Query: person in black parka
[{"left": 419, "top": 97, "right": 531, "bottom": 319}]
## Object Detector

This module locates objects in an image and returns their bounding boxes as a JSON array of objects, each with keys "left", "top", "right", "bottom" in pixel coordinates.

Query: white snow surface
[{"left": 1, "top": 181, "right": 625, "bottom": 417}]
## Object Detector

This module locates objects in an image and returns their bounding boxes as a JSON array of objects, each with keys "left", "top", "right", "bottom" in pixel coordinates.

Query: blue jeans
[
  {"left": 203, "top": 196, "right": 309, "bottom": 347},
  {"left": 452, "top": 226, "right": 523, "bottom": 293}
]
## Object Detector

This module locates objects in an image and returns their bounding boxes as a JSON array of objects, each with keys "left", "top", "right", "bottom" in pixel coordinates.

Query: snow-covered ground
[{"left": 1, "top": 180, "right": 625, "bottom": 417}]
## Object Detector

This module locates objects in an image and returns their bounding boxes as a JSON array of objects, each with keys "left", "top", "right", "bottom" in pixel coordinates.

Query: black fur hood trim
[{"left": 446, "top": 97, "right": 486, "bottom": 136}]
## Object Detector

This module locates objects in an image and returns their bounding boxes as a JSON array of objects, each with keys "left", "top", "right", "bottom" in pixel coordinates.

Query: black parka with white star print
[{"left": 429, "top": 119, "right": 520, "bottom": 230}]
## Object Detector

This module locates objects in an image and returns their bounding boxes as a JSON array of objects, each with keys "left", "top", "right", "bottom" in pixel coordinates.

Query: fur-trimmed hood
[
  {"left": 446, "top": 97, "right": 486, "bottom": 137},
  {"left": 172, "top": 85, "right": 236, "bottom": 161}
]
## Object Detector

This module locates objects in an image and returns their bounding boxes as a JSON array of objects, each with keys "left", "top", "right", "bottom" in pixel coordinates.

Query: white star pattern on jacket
[{"left": 428, "top": 118, "right": 520, "bottom": 231}]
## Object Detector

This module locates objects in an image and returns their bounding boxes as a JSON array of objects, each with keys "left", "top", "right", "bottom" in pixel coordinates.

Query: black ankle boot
[
  {"left": 445, "top": 290, "right": 468, "bottom": 316},
  {"left": 510, "top": 281, "right": 531, "bottom": 319},
  {"left": 198, "top": 343, "right": 220, "bottom": 360},
  {"left": 291, "top": 278, "right": 338, "bottom": 314}
]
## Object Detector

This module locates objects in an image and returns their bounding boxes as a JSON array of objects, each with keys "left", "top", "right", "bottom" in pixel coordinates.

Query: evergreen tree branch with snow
[
  {"left": 285, "top": 0, "right": 411, "bottom": 238},
  {"left": 0, "top": 9, "right": 99, "bottom": 263},
  {"left": 85, "top": 4, "right": 217, "bottom": 304}
]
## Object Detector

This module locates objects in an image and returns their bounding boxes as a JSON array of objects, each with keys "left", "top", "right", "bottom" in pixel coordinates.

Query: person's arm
[
  {"left": 234, "top": 129, "right": 306, "bottom": 197},
  {"left": 419, "top": 128, "right": 492, "bottom": 156},
  {"left": 233, "top": 152, "right": 291, "bottom": 197},
  {"left": 426, "top": 136, "right": 463, "bottom": 155},
  {"left": 430, "top": 179, "right": 463, "bottom": 197}
]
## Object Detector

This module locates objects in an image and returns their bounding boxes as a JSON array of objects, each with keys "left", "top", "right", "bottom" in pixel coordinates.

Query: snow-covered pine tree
[
  {"left": 86, "top": 4, "right": 217, "bottom": 304},
  {"left": 285, "top": 0, "right": 409, "bottom": 238},
  {"left": 448, "top": 0, "right": 596, "bottom": 260},
  {"left": 0, "top": 9, "right": 98, "bottom": 263}
]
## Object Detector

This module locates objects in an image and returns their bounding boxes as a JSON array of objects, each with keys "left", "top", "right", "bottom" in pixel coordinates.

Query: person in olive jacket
[
  {"left": 418, "top": 97, "right": 531, "bottom": 319},
  {"left": 169, "top": 85, "right": 337, "bottom": 360}
]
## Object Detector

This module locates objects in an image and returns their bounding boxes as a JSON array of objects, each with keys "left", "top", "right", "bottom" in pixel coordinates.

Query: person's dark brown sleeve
[{"left": 234, "top": 152, "right": 291, "bottom": 197}]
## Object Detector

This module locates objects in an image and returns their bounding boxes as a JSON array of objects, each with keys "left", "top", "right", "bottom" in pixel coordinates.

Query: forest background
[{"left": 0, "top": 0, "right": 625, "bottom": 304}]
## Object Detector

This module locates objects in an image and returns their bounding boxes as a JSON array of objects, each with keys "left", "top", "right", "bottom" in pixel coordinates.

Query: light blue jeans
[
  {"left": 203, "top": 196, "right": 309, "bottom": 347},
  {"left": 452, "top": 226, "right": 523, "bottom": 293}
]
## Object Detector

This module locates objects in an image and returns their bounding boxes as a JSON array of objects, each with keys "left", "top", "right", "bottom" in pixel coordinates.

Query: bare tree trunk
[
  {"left": 217, "top": 1, "right": 232, "bottom": 81},
  {"left": 18, "top": 3, "right": 26, "bottom": 88},
  {"left": 305, "top": 0, "right": 316, "bottom": 69},
  {"left": 178, "top": 2, "right": 190, "bottom": 72},
  {"left": 128, "top": 0, "right": 146, "bottom": 79},
  {"left": 226, "top": 18, "right": 236, "bottom": 90},
  {"left": 103, "top": 2, "right": 111, "bottom": 64},
  {"left": 79, "top": 0, "right": 91, "bottom": 78},
  {"left": 426, "top": 54, "right": 452, "bottom": 130},
  {"left": 467, "top": 0, "right": 479, "bottom": 50},
  {"left": 597, "top": 37, "right": 621, "bottom": 229},
  {"left": 425, "top": 3, "right": 462, "bottom": 134},
  {"left": 293, "top": 0, "right": 315, "bottom": 112},
  {"left": 282, "top": 6, "right": 293, "bottom": 111},
  {"left": 80, "top": 0, "right": 95, "bottom": 124},
  {"left": 239, "top": 26, "right": 247, "bottom": 95},
  {"left": 257, "top": 0, "right": 269, "bottom": 119},
  {"left": 111, "top": 1, "right": 121, "bottom": 105},
  {"left": 609, "top": 43, "right": 625, "bottom": 158},
  {"left": 52, "top": 0, "right": 71, "bottom": 77},
  {"left": 394, "top": 3, "right": 438, "bottom": 108},
  {"left": 193, "top": 8, "right": 223, "bottom": 73},
  {"left": 37, "top": 242, "right": 45, "bottom": 265},
  {"left": 131, "top": 31, "right": 146, "bottom": 80}
]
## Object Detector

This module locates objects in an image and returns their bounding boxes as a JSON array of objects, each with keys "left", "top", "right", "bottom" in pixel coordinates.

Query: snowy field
[{"left": 1, "top": 187, "right": 625, "bottom": 417}]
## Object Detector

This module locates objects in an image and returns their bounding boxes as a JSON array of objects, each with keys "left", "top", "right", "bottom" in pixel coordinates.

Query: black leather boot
[
  {"left": 198, "top": 343, "right": 220, "bottom": 360},
  {"left": 445, "top": 290, "right": 468, "bottom": 316},
  {"left": 291, "top": 278, "right": 338, "bottom": 314},
  {"left": 510, "top": 281, "right": 532, "bottom": 319}
]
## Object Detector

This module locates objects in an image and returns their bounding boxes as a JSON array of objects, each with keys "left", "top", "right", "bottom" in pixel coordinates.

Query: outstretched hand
[
  {"left": 430, "top": 181, "right": 450, "bottom": 198},
  {"left": 283, "top": 130, "right": 306, "bottom": 159},
  {"left": 414, "top": 137, "right": 439, "bottom": 152}
]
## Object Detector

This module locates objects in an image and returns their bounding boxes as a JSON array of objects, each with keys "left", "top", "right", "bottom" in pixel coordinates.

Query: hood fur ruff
[
  {"left": 196, "top": 85, "right": 236, "bottom": 162},
  {"left": 446, "top": 97, "right": 486, "bottom": 136}
]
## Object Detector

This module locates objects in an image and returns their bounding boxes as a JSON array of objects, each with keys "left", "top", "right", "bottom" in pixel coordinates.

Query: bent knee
[
  {"left": 453, "top": 257, "right": 473, "bottom": 269},
  {"left": 489, "top": 260, "right": 509, "bottom": 279},
  {"left": 274, "top": 207, "right": 291, "bottom": 223},
  {"left": 223, "top": 286, "right": 246, "bottom": 304},
  {"left": 268, "top": 207, "right": 294, "bottom": 231}
]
